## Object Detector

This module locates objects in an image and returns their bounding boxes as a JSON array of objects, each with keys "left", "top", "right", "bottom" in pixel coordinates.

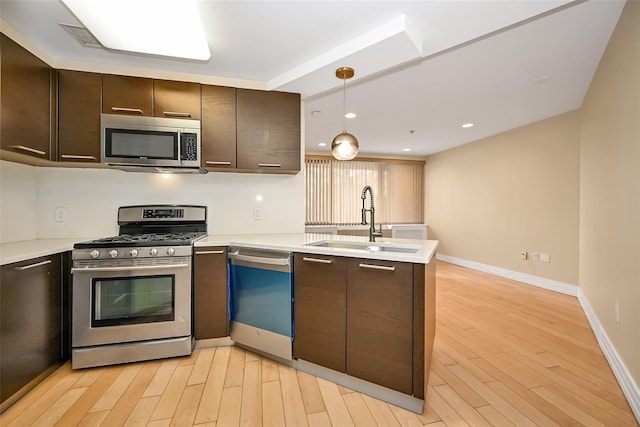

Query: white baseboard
[
  {"left": 436, "top": 254, "right": 578, "bottom": 296},
  {"left": 435, "top": 253, "right": 640, "bottom": 423},
  {"left": 577, "top": 289, "right": 640, "bottom": 423}
]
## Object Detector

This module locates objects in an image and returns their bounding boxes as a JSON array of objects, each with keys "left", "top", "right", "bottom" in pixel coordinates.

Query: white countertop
[
  {"left": 196, "top": 233, "right": 438, "bottom": 264},
  {"left": 0, "top": 238, "right": 90, "bottom": 266},
  {"left": 1, "top": 234, "right": 438, "bottom": 266}
]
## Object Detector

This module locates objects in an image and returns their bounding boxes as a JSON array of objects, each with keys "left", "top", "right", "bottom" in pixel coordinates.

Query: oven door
[{"left": 72, "top": 262, "right": 191, "bottom": 348}]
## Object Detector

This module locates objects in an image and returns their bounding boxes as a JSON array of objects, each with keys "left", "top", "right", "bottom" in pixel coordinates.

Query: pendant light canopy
[{"left": 331, "top": 67, "right": 359, "bottom": 160}]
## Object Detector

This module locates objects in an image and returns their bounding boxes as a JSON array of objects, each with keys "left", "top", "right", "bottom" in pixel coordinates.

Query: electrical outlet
[
  {"left": 540, "top": 253, "right": 550, "bottom": 263},
  {"left": 520, "top": 251, "right": 528, "bottom": 260},
  {"left": 253, "top": 207, "right": 262, "bottom": 220},
  {"left": 615, "top": 303, "right": 621, "bottom": 323},
  {"left": 532, "top": 252, "right": 539, "bottom": 261},
  {"left": 55, "top": 207, "right": 68, "bottom": 222}
]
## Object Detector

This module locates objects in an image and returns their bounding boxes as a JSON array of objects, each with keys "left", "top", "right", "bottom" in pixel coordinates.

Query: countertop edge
[
  {"left": 196, "top": 233, "right": 439, "bottom": 264},
  {"left": 1, "top": 234, "right": 439, "bottom": 266}
]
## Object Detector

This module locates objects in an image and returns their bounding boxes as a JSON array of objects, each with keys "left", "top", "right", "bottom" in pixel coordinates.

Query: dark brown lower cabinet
[
  {"left": 0, "top": 254, "right": 63, "bottom": 407},
  {"left": 293, "top": 254, "right": 347, "bottom": 372},
  {"left": 293, "top": 253, "right": 427, "bottom": 398},
  {"left": 346, "top": 258, "right": 414, "bottom": 395},
  {"left": 193, "top": 247, "right": 229, "bottom": 339}
]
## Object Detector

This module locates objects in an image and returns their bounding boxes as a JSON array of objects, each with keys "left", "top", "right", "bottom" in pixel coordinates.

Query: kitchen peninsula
[
  {"left": 195, "top": 233, "right": 438, "bottom": 413},
  {"left": 0, "top": 233, "right": 437, "bottom": 413}
]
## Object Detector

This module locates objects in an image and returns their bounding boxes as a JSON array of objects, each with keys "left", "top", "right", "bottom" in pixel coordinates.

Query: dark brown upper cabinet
[
  {"left": 1, "top": 33, "right": 56, "bottom": 160},
  {"left": 201, "top": 84, "right": 237, "bottom": 169},
  {"left": 58, "top": 70, "right": 102, "bottom": 163},
  {"left": 236, "top": 89, "right": 301, "bottom": 173},
  {"left": 102, "top": 74, "right": 153, "bottom": 116},
  {"left": 154, "top": 80, "right": 201, "bottom": 120}
]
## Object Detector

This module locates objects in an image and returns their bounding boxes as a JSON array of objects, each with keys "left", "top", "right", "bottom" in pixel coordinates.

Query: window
[{"left": 305, "top": 156, "right": 424, "bottom": 225}]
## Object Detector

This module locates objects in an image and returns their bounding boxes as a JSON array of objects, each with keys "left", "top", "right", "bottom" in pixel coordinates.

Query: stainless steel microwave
[{"left": 101, "top": 113, "right": 205, "bottom": 173}]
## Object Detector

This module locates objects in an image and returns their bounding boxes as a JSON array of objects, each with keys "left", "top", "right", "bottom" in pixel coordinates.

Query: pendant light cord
[{"left": 342, "top": 77, "right": 347, "bottom": 132}]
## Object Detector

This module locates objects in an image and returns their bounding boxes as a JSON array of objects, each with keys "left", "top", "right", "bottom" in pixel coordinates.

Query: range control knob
[
  {"left": 149, "top": 248, "right": 158, "bottom": 256},
  {"left": 108, "top": 249, "right": 118, "bottom": 258},
  {"left": 89, "top": 250, "right": 100, "bottom": 259},
  {"left": 166, "top": 247, "right": 175, "bottom": 256},
  {"left": 129, "top": 249, "right": 139, "bottom": 257}
]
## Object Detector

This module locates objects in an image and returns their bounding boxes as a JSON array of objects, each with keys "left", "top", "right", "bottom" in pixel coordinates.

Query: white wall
[
  {"left": 0, "top": 161, "right": 38, "bottom": 243},
  {"left": 0, "top": 160, "right": 305, "bottom": 243},
  {"left": 35, "top": 166, "right": 306, "bottom": 239}
]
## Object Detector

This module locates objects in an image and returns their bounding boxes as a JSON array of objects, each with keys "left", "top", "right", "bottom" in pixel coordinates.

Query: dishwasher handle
[{"left": 228, "top": 251, "right": 290, "bottom": 267}]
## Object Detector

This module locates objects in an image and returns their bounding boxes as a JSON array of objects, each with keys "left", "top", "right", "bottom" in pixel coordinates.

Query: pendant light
[{"left": 331, "top": 67, "right": 359, "bottom": 160}]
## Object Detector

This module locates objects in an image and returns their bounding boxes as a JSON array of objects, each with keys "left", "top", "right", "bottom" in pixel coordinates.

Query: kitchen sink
[{"left": 305, "top": 240, "right": 421, "bottom": 254}]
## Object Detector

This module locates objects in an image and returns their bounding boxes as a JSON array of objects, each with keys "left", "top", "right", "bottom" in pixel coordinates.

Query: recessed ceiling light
[
  {"left": 318, "top": 142, "right": 327, "bottom": 147},
  {"left": 60, "top": 0, "right": 211, "bottom": 60},
  {"left": 345, "top": 112, "right": 357, "bottom": 119},
  {"left": 403, "top": 148, "right": 411, "bottom": 152},
  {"left": 462, "top": 123, "right": 474, "bottom": 128}
]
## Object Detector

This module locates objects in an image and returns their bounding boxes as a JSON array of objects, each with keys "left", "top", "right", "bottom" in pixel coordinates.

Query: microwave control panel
[{"left": 180, "top": 133, "right": 198, "bottom": 161}]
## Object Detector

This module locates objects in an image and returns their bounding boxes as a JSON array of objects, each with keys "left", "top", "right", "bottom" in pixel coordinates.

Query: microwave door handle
[{"left": 177, "top": 131, "right": 182, "bottom": 162}]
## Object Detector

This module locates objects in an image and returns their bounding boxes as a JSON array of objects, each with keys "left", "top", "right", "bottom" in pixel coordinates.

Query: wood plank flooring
[{"left": 1, "top": 261, "right": 637, "bottom": 426}]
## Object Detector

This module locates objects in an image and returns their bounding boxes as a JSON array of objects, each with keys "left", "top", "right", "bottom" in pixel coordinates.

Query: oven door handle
[{"left": 71, "top": 263, "right": 190, "bottom": 273}]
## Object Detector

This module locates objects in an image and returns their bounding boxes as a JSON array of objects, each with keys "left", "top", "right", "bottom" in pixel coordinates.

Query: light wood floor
[{"left": 1, "top": 261, "right": 637, "bottom": 426}]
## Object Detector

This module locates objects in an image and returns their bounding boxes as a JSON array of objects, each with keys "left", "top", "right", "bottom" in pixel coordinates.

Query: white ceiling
[{"left": 0, "top": 0, "right": 625, "bottom": 157}]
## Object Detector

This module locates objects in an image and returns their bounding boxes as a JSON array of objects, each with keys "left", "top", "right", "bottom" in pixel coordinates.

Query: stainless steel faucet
[{"left": 361, "top": 185, "right": 383, "bottom": 242}]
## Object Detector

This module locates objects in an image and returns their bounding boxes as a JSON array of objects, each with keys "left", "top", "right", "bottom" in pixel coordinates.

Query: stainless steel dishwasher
[{"left": 228, "top": 247, "right": 293, "bottom": 360}]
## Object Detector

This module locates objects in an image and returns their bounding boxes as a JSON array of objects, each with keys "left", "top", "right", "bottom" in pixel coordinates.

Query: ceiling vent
[{"left": 59, "top": 23, "right": 102, "bottom": 48}]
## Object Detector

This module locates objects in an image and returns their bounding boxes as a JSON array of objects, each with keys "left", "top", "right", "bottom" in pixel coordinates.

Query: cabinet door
[
  {"left": 1, "top": 254, "right": 62, "bottom": 404},
  {"left": 154, "top": 80, "right": 201, "bottom": 120},
  {"left": 193, "top": 247, "right": 229, "bottom": 339},
  {"left": 201, "top": 85, "right": 237, "bottom": 169},
  {"left": 1, "top": 34, "right": 55, "bottom": 160},
  {"left": 346, "top": 258, "right": 414, "bottom": 394},
  {"left": 58, "top": 70, "right": 101, "bottom": 163},
  {"left": 236, "top": 89, "right": 300, "bottom": 172},
  {"left": 102, "top": 74, "right": 153, "bottom": 116},
  {"left": 293, "top": 253, "right": 347, "bottom": 372}
]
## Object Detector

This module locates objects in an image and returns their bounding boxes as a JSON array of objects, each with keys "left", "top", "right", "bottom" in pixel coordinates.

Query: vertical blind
[{"left": 305, "top": 157, "right": 424, "bottom": 225}]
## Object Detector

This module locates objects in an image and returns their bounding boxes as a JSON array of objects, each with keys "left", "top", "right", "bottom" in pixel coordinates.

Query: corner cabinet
[
  {"left": 293, "top": 254, "right": 429, "bottom": 400},
  {"left": 193, "top": 247, "right": 229, "bottom": 339},
  {"left": 237, "top": 89, "right": 301, "bottom": 172},
  {"left": 1, "top": 33, "right": 56, "bottom": 160},
  {"left": 58, "top": 70, "right": 102, "bottom": 163},
  {"left": 0, "top": 254, "right": 65, "bottom": 408}
]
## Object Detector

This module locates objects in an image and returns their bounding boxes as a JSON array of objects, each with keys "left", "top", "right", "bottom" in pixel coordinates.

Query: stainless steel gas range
[{"left": 71, "top": 205, "right": 207, "bottom": 369}]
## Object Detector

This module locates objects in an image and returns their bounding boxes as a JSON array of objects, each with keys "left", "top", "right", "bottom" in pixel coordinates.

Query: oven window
[{"left": 92, "top": 275, "right": 175, "bottom": 327}]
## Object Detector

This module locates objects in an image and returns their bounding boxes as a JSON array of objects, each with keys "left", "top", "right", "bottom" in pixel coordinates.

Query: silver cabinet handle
[
  {"left": 196, "top": 250, "right": 225, "bottom": 255},
  {"left": 163, "top": 111, "right": 191, "bottom": 118},
  {"left": 205, "top": 161, "right": 232, "bottom": 166},
  {"left": 61, "top": 154, "right": 97, "bottom": 160},
  {"left": 358, "top": 263, "right": 396, "bottom": 271},
  {"left": 71, "top": 263, "right": 189, "bottom": 273},
  {"left": 111, "top": 107, "right": 143, "bottom": 114},
  {"left": 302, "top": 257, "right": 333, "bottom": 264},
  {"left": 258, "top": 163, "right": 282, "bottom": 168},
  {"left": 12, "top": 145, "right": 46, "bottom": 156},
  {"left": 14, "top": 259, "right": 52, "bottom": 271}
]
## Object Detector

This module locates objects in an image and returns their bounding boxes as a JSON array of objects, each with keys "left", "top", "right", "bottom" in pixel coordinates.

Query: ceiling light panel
[{"left": 61, "top": 0, "right": 211, "bottom": 60}]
